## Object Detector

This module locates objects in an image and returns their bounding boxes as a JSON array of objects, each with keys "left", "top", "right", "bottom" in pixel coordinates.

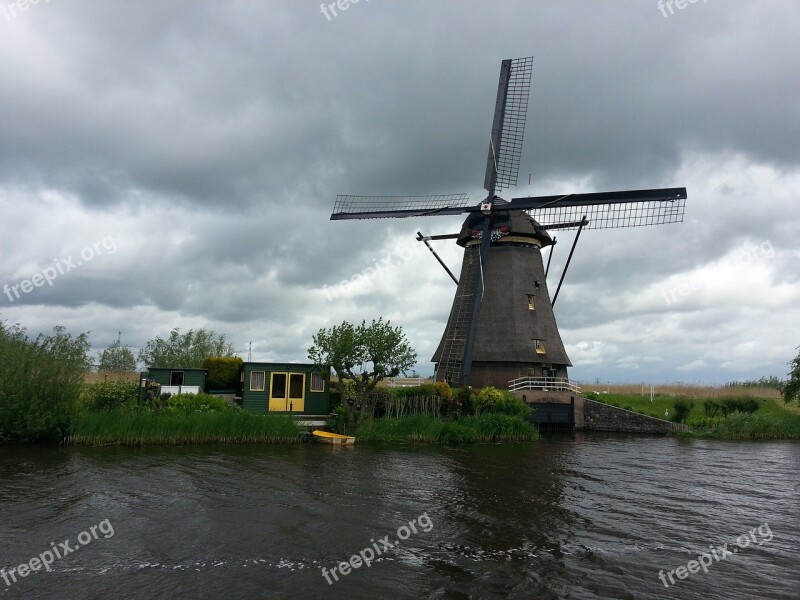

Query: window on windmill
[
  {"left": 527, "top": 294, "right": 535, "bottom": 311},
  {"left": 311, "top": 372, "right": 325, "bottom": 392},
  {"left": 250, "top": 371, "right": 266, "bottom": 391},
  {"left": 533, "top": 340, "right": 546, "bottom": 354}
]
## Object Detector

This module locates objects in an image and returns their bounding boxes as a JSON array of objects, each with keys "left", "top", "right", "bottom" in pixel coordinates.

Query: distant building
[{"left": 144, "top": 363, "right": 331, "bottom": 416}]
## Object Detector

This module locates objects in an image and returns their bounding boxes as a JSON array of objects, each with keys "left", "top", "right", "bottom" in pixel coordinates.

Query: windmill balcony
[{"left": 508, "top": 377, "right": 581, "bottom": 394}]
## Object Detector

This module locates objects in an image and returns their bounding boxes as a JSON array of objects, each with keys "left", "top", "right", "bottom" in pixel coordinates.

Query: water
[{"left": 1, "top": 434, "right": 798, "bottom": 599}]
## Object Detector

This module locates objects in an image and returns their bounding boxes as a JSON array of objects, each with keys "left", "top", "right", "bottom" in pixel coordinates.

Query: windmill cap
[{"left": 457, "top": 204, "right": 554, "bottom": 248}]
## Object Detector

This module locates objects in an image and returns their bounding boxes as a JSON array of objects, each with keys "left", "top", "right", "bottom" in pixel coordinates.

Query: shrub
[
  {"left": 0, "top": 323, "right": 90, "bottom": 443},
  {"left": 434, "top": 381, "right": 452, "bottom": 398},
  {"left": 671, "top": 398, "right": 694, "bottom": 423},
  {"left": 704, "top": 400, "right": 722, "bottom": 418},
  {"left": 491, "top": 394, "right": 532, "bottom": 418},
  {"left": 166, "top": 393, "right": 233, "bottom": 415},
  {"left": 202, "top": 356, "right": 243, "bottom": 389},
  {"left": 473, "top": 386, "right": 505, "bottom": 415},
  {"left": 83, "top": 380, "right": 139, "bottom": 412},
  {"left": 326, "top": 405, "right": 348, "bottom": 432},
  {"left": 719, "top": 396, "right": 761, "bottom": 415}
]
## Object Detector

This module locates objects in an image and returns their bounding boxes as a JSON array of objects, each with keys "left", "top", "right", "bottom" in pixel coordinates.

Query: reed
[
  {"left": 355, "top": 414, "right": 538, "bottom": 444},
  {"left": 579, "top": 383, "right": 781, "bottom": 400},
  {"left": 681, "top": 412, "right": 800, "bottom": 440},
  {"left": 69, "top": 411, "right": 301, "bottom": 446}
]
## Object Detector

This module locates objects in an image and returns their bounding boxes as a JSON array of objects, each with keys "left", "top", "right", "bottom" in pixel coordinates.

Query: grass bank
[
  {"left": 355, "top": 414, "right": 538, "bottom": 443},
  {"left": 678, "top": 412, "right": 800, "bottom": 440},
  {"left": 588, "top": 393, "right": 800, "bottom": 440},
  {"left": 69, "top": 411, "right": 302, "bottom": 446}
]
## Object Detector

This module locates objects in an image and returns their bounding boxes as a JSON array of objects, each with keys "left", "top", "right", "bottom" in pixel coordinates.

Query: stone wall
[{"left": 583, "top": 398, "right": 687, "bottom": 434}]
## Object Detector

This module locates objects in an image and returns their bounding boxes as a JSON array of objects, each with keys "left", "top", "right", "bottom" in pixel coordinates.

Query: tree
[
  {"left": 308, "top": 318, "right": 417, "bottom": 429},
  {"left": 784, "top": 346, "right": 800, "bottom": 404},
  {"left": 98, "top": 338, "right": 137, "bottom": 372},
  {"left": 138, "top": 328, "right": 237, "bottom": 368}
]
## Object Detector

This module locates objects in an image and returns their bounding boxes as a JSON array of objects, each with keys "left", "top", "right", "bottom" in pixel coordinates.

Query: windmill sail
[
  {"left": 508, "top": 187, "right": 687, "bottom": 230},
  {"left": 330, "top": 194, "right": 470, "bottom": 220},
  {"left": 484, "top": 56, "right": 533, "bottom": 194}
]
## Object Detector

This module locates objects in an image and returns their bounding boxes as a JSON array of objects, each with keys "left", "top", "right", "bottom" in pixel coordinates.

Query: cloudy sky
[{"left": 1, "top": 0, "right": 798, "bottom": 385}]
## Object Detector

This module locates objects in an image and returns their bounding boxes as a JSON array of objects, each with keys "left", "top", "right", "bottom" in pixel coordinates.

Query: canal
[{"left": 1, "top": 434, "right": 798, "bottom": 599}]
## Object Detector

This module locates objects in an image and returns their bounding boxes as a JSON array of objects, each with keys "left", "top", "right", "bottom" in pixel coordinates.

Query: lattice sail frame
[
  {"left": 331, "top": 194, "right": 470, "bottom": 219},
  {"left": 527, "top": 198, "right": 686, "bottom": 230},
  {"left": 493, "top": 56, "right": 533, "bottom": 192}
]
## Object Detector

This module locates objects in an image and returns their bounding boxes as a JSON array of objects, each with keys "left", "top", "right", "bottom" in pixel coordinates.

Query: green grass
[
  {"left": 679, "top": 412, "right": 800, "bottom": 440},
  {"left": 69, "top": 410, "right": 302, "bottom": 446},
  {"left": 354, "top": 414, "right": 538, "bottom": 444},
  {"left": 587, "top": 393, "right": 800, "bottom": 440}
]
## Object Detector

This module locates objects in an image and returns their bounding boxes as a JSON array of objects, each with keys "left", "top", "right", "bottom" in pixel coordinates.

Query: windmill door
[{"left": 269, "top": 372, "right": 305, "bottom": 412}]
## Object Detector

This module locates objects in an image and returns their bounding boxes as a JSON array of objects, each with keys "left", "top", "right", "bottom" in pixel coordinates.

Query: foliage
[
  {"left": 355, "top": 413, "right": 538, "bottom": 443},
  {"left": 682, "top": 411, "right": 800, "bottom": 440},
  {"left": 491, "top": 394, "right": 532, "bottom": 418},
  {"left": 308, "top": 318, "right": 416, "bottom": 429},
  {"left": 724, "top": 376, "right": 786, "bottom": 392},
  {"left": 202, "top": 356, "right": 243, "bottom": 389},
  {"left": 0, "top": 322, "right": 91, "bottom": 443},
  {"left": 325, "top": 405, "right": 348, "bottom": 433},
  {"left": 166, "top": 393, "right": 233, "bottom": 415},
  {"left": 473, "top": 387, "right": 505, "bottom": 415},
  {"left": 671, "top": 398, "right": 694, "bottom": 423},
  {"left": 69, "top": 411, "right": 300, "bottom": 445},
  {"left": 375, "top": 381, "right": 460, "bottom": 419},
  {"left": 783, "top": 346, "right": 800, "bottom": 404},
  {"left": 138, "top": 328, "right": 236, "bottom": 368},
  {"left": 704, "top": 396, "right": 761, "bottom": 418},
  {"left": 98, "top": 338, "right": 137, "bottom": 372},
  {"left": 434, "top": 381, "right": 452, "bottom": 398},
  {"left": 83, "top": 379, "right": 139, "bottom": 412}
]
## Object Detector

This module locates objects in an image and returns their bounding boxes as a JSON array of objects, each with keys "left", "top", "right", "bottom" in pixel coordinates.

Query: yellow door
[
  {"left": 269, "top": 372, "right": 305, "bottom": 412},
  {"left": 288, "top": 373, "right": 305, "bottom": 412},
  {"left": 269, "top": 372, "right": 288, "bottom": 411}
]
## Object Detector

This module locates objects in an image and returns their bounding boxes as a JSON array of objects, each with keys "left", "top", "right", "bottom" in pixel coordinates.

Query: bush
[
  {"left": 166, "top": 393, "right": 232, "bottom": 415},
  {"left": 202, "top": 356, "right": 243, "bottom": 389},
  {"left": 326, "top": 405, "right": 348, "bottom": 433},
  {"left": 83, "top": 380, "right": 139, "bottom": 412},
  {"left": 491, "top": 394, "right": 532, "bottom": 418},
  {"left": 0, "top": 323, "right": 90, "bottom": 443},
  {"left": 704, "top": 400, "right": 722, "bottom": 418},
  {"left": 720, "top": 397, "right": 761, "bottom": 415},
  {"left": 473, "top": 387, "right": 505, "bottom": 415},
  {"left": 671, "top": 398, "right": 694, "bottom": 423}
]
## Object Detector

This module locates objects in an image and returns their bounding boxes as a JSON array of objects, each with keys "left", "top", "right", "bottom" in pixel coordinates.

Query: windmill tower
[{"left": 331, "top": 57, "right": 687, "bottom": 389}]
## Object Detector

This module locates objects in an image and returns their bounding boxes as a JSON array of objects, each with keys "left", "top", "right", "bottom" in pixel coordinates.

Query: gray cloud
[{"left": 0, "top": 0, "right": 798, "bottom": 383}]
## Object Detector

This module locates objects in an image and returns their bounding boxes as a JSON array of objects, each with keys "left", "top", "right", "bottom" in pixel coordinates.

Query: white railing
[
  {"left": 508, "top": 377, "right": 581, "bottom": 394},
  {"left": 159, "top": 385, "right": 202, "bottom": 396},
  {"left": 388, "top": 377, "right": 433, "bottom": 388}
]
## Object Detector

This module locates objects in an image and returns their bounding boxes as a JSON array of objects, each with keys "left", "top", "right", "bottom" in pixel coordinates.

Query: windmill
[{"left": 331, "top": 57, "right": 687, "bottom": 389}]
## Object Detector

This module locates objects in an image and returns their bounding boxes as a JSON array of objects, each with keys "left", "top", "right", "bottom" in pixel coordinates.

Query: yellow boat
[{"left": 312, "top": 430, "right": 356, "bottom": 445}]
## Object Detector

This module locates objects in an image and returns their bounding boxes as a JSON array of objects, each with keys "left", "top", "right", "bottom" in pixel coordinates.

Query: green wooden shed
[
  {"left": 146, "top": 367, "right": 207, "bottom": 392},
  {"left": 239, "top": 362, "right": 330, "bottom": 415}
]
